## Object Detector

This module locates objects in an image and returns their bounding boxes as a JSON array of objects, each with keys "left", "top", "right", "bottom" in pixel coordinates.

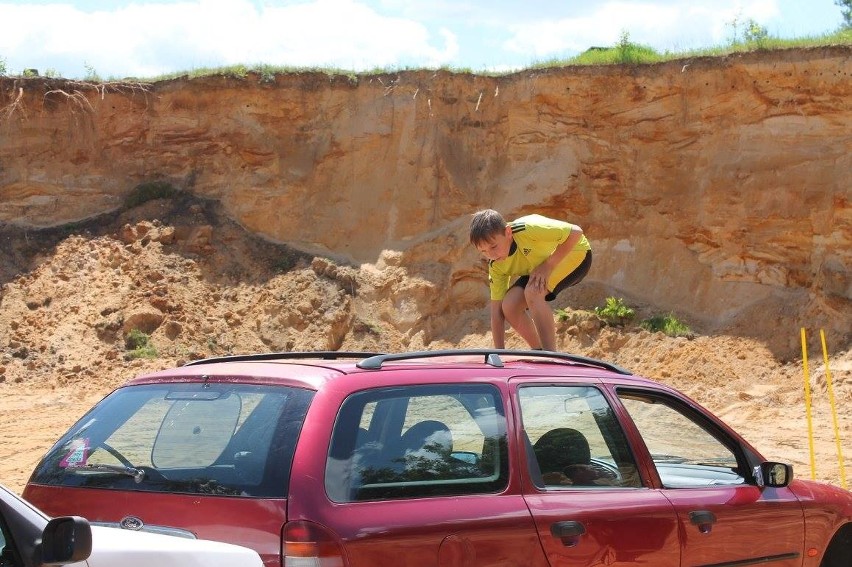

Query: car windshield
[{"left": 29, "top": 382, "right": 314, "bottom": 497}]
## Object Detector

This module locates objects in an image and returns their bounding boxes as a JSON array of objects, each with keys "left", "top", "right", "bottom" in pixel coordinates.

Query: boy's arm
[
  {"left": 490, "top": 300, "right": 506, "bottom": 349},
  {"left": 528, "top": 224, "right": 584, "bottom": 292}
]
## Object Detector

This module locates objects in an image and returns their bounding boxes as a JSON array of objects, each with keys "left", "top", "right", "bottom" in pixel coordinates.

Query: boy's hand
[
  {"left": 529, "top": 225, "right": 584, "bottom": 293},
  {"left": 529, "top": 263, "right": 552, "bottom": 292}
]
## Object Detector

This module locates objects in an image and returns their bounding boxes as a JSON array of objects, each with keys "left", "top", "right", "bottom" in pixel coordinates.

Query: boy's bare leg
[
  {"left": 525, "top": 289, "right": 557, "bottom": 351},
  {"left": 501, "top": 287, "right": 542, "bottom": 349}
]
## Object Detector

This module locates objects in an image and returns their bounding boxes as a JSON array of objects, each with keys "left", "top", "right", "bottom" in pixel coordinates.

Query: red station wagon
[{"left": 23, "top": 350, "right": 852, "bottom": 566}]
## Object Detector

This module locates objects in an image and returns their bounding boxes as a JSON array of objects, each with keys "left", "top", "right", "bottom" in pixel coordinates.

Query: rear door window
[
  {"left": 326, "top": 384, "right": 508, "bottom": 502},
  {"left": 30, "top": 382, "right": 314, "bottom": 497}
]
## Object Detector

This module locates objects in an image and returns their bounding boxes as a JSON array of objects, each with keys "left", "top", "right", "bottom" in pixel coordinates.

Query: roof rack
[
  {"left": 183, "top": 351, "right": 384, "bottom": 367},
  {"left": 356, "top": 349, "right": 632, "bottom": 375}
]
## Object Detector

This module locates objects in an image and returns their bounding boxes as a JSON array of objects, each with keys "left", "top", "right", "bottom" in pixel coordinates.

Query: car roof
[{"left": 123, "top": 349, "right": 650, "bottom": 391}]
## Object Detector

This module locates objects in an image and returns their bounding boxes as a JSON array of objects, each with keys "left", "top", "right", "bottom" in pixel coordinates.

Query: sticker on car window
[{"left": 59, "top": 439, "right": 90, "bottom": 468}]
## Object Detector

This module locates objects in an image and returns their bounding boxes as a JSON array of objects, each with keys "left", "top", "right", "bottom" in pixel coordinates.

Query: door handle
[
  {"left": 550, "top": 520, "right": 586, "bottom": 546},
  {"left": 689, "top": 510, "right": 717, "bottom": 534}
]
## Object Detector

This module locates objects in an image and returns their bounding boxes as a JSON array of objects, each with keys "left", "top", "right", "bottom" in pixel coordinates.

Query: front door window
[
  {"left": 618, "top": 391, "right": 745, "bottom": 487},
  {"left": 519, "top": 385, "right": 641, "bottom": 488}
]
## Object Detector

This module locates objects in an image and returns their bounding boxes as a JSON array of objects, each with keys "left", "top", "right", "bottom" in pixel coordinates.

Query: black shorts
[{"left": 511, "top": 250, "right": 592, "bottom": 302}]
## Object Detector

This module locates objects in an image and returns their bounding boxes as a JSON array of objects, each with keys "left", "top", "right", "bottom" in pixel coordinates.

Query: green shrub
[
  {"left": 125, "top": 329, "right": 157, "bottom": 359},
  {"left": 83, "top": 61, "right": 101, "bottom": 83},
  {"left": 552, "top": 34, "right": 663, "bottom": 67},
  {"left": 743, "top": 19, "right": 770, "bottom": 49},
  {"left": 253, "top": 63, "right": 278, "bottom": 83},
  {"left": 593, "top": 297, "right": 635, "bottom": 326},
  {"left": 640, "top": 314, "right": 693, "bottom": 338},
  {"left": 840, "top": 0, "right": 852, "bottom": 29},
  {"left": 615, "top": 31, "right": 661, "bottom": 64}
]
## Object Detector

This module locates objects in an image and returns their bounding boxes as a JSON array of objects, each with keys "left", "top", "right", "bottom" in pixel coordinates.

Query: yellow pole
[
  {"left": 820, "top": 329, "right": 847, "bottom": 489},
  {"left": 801, "top": 328, "right": 816, "bottom": 480}
]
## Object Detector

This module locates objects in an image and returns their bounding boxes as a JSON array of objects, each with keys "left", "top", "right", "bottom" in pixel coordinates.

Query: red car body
[{"left": 23, "top": 350, "right": 852, "bottom": 567}]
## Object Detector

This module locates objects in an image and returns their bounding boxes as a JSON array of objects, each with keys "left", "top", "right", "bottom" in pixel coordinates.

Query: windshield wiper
[{"left": 66, "top": 463, "right": 146, "bottom": 484}]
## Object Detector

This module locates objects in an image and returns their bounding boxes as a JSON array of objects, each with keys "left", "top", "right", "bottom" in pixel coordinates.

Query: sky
[{"left": 0, "top": 0, "right": 846, "bottom": 79}]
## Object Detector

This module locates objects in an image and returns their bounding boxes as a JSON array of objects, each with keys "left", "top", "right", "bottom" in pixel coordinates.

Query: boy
[{"left": 469, "top": 209, "right": 592, "bottom": 351}]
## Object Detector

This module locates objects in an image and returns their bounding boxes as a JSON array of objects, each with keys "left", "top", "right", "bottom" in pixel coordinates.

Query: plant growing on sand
[
  {"left": 594, "top": 297, "right": 635, "bottom": 326},
  {"left": 125, "top": 329, "right": 157, "bottom": 359},
  {"left": 640, "top": 313, "right": 694, "bottom": 338}
]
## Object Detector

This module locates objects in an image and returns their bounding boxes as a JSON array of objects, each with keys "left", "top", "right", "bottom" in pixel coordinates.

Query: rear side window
[
  {"left": 30, "top": 382, "right": 314, "bottom": 497},
  {"left": 325, "top": 384, "right": 508, "bottom": 502}
]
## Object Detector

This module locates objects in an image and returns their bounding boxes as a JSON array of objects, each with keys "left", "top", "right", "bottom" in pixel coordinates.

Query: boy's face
[{"left": 475, "top": 226, "right": 514, "bottom": 262}]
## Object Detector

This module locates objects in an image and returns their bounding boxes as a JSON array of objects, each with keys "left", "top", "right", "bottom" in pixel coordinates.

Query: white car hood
[{"left": 70, "top": 525, "right": 264, "bottom": 567}]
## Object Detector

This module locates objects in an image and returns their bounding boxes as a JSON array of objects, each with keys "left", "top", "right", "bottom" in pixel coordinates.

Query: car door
[
  {"left": 514, "top": 380, "right": 681, "bottom": 566},
  {"left": 616, "top": 387, "right": 805, "bottom": 567},
  {"left": 313, "top": 381, "right": 550, "bottom": 567}
]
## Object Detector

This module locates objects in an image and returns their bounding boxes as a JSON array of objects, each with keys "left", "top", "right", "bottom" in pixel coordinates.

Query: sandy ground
[{"left": 1, "top": 199, "right": 849, "bottom": 494}]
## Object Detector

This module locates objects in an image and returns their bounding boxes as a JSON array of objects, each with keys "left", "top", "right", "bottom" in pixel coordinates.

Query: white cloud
[{"left": 0, "top": 0, "right": 458, "bottom": 78}]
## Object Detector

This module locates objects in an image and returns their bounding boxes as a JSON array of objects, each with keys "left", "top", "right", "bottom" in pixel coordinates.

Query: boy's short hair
[{"left": 469, "top": 209, "right": 507, "bottom": 245}]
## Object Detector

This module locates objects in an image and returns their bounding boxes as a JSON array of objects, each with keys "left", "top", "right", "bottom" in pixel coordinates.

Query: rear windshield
[{"left": 29, "top": 382, "right": 314, "bottom": 497}]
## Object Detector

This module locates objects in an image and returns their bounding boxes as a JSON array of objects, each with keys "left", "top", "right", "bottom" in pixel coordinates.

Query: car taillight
[{"left": 283, "top": 520, "right": 345, "bottom": 567}]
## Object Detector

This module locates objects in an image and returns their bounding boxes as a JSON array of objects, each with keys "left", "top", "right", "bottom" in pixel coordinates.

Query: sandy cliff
[{"left": 1, "top": 47, "right": 849, "bottom": 359}]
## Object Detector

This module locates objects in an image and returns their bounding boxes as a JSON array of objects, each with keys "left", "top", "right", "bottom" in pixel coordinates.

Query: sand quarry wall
[{"left": 0, "top": 46, "right": 849, "bottom": 357}]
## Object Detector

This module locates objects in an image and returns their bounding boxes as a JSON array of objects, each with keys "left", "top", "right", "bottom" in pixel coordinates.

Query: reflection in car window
[
  {"left": 29, "top": 383, "right": 314, "bottom": 497},
  {"left": 518, "top": 386, "right": 641, "bottom": 488},
  {"left": 618, "top": 391, "right": 745, "bottom": 488},
  {"left": 326, "top": 385, "right": 508, "bottom": 502}
]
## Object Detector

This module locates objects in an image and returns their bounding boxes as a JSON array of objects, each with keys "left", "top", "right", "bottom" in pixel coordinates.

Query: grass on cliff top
[
  {"left": 530, "top": 28, "right": 852, "bottom": 68},
  {"left": 3, "top": 28, "right": 850, "bottom": 83},
  {"left": 146, "top": 28, "right": 851, "bottom": 81}
]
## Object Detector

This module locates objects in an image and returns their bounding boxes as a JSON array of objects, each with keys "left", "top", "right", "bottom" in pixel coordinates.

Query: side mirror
[
  {"left": 39, "top": 516, "right": 93, "bottom": 565},
  {"left": 754, "top": 462, "right": 793, "bottom": 488}
]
